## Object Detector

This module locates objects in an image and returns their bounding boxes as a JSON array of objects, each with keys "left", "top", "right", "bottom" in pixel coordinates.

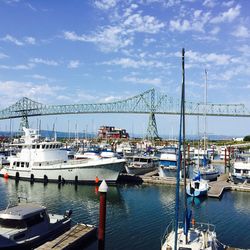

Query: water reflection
[{"left": 0, "top": 178, "right": 124, "bottom": 226}]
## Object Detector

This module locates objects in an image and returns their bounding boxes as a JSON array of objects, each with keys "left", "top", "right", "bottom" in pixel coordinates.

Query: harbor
[{"left": 0, "top": 177, "right": 249, "bottom": 249}]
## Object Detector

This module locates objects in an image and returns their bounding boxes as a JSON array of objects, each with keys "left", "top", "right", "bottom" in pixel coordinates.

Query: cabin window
[
  {"left": 46, "top": 145, "right": 49, "bottom": 149},
  {"left": 25, "top": 212, "right": 46, "bottom": 227},
  {"left": 21, "top": 162, "right": 24, "bottom": 168},
  {"left": 32, "top": 145, "right": 35, "bottom": 149},
  {"left": 17, "top": 162, "right": 20, "bottom": 167},
  {"left": 36, "top": 145, "right": 40, "bottom": 149},
  {"left": 0, "top": 218, "right": 26, "bottom": 229},
  {"left": 235, "top": 169, "right": 241, "bottom": 174},
  {"left": 243, "top": 170, "right": 248, "bottom": 174},
  {"left": 50, "top": 145, "right": 52, "bottom": 149},
  {"left": 42, "top": 145, "right": 45, "bottom": 149},
  {"left": 26, "top": 162, "right": 29, "bottom": 168},
  {"left": 13, "top": 162, "right": 16, "bottom": 166}
]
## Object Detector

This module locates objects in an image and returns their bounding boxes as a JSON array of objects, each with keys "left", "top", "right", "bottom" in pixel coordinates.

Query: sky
[{"left": 0, "top": 0, "right": 250, "bottom": 138}]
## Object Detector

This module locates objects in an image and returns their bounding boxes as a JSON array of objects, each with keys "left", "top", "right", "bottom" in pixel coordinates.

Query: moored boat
[
  {"left": 125, "top": 154, "right": 158, "bottom": 175},
  {"left": 0, "top": 200, "right": 72, "bottom": 249},
  {"left": 232, "top": 156, "right": 250, "bottom": 184},
  {"left": 158, "top": 147, "right": 178, "bottom": 178},
  {"left": 0, "top": 127, "right": 126, "bottom": 184}
]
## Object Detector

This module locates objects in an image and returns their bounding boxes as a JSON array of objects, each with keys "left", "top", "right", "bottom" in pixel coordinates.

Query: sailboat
[
  {"left": 161, "top": 49, "right": 219, "bottom": 249},
  {"left": 193, "top": 69, "right": 219, "bottom": 181}
]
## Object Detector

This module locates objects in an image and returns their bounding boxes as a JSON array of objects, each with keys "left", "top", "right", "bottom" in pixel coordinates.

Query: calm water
[{"left": 0, "top": 177, "right": 249, "bottom": 249}]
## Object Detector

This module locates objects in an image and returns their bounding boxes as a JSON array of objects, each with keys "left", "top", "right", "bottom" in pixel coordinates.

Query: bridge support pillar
[
  {"left": 146, "top": 112, "right": 159, "bottom": 141},
  {"left": 19, "top": 114, "right": 29, "bottom": 132}
]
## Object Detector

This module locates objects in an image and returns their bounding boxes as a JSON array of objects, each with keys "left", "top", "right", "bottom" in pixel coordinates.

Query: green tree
[{"left": 243, "top": 135, "right": 250, "bottom": 141}]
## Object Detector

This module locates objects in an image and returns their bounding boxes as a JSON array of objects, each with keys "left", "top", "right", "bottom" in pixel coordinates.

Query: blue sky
[{"left": 0, "top": 0, "right": 250, "bottom": 137}]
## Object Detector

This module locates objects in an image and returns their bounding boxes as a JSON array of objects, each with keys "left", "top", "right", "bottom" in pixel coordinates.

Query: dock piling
[{"left": 98, "top": 180, "right": 108, "bottom": 250}]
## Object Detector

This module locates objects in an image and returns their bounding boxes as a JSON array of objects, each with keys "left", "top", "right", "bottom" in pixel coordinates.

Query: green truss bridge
[{"left": 0, "top": 89, "right": 249, "bottom": 139}]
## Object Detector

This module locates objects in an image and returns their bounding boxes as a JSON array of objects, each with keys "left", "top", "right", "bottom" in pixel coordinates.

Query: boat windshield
[{"left": 0, "top": 218, "right": 26, "bottom": 229}]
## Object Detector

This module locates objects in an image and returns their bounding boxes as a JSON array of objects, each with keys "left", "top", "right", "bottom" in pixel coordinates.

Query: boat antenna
[{"left": 174, "top": 48, "right": 185, "bottom": 249}]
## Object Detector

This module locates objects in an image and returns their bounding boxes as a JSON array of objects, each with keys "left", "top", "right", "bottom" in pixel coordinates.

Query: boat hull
[
  {"left": 0, "top": 159, "right": 126, "bottom": 184},
  {"left": 158, "top": 166, "right": 177, "bottom": 178},
  {"left": 0, "top": 217, "right": 71, "bottom": 249},
  {"left": 125, "top": 165, "right": 156, "bottom": 175},
  {"left": 193, "top": 168, "right": 219, "bottom": 181}
]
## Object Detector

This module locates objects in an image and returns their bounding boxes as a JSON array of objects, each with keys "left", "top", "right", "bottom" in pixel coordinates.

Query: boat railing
[
  {"left": 160, "top": 220, "right": 174, "bottom": 247},
  {"left": 178, "top": 221, "right": 216, "bottom": 233}
]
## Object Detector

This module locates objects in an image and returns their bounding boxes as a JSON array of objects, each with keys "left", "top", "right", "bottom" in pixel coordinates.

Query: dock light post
[{"left": 98, "top": 180, "right": 108, "bottom": 250}]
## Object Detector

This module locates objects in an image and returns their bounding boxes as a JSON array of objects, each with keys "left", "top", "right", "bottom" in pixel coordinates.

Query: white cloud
[
  {"left": 169, "top": 10, "right": 210, "bottom": 33},
  {"left": 210, "top": 4, "right": 241, "bottom": 23},
  {"left": 222, "top": 1, "right": 235, "bottom": 7},
  {"left": 1, "top": 34, "right": 24, "bottom": 46},
  {"left": 30, "top": 58, "right": 59, "bottom": 66},
  {"left": 64, "top": 28, "right": 133, "bottom": 52},
  {"left": 28, "top": 74, "right": 49, "bottom": 80},
  {"left": 0, "top": 34, "right": 36, "bottom": 46},
  {"left": 0, "top": 63, "right": 35, "bottom": 70},
  {"left": 102, "top": 57, "right": 164, "bottom": 68},
  {"left": 63, "top": 7, "right": 164, "bottom": 52},
  {"left": 143, "top": 38, "right": 156, "bottom": 46},
  {"left": 26, "top": 3, "right": 37, "bottom": 11},
  {"left": 0, "top": 80, "right": 65, "bottom": 106},
  {"left": 210, "top": 26, "right": 220, "bottom": 35},
  {"left": 173, "top": 50, "right": 232, "bottom": 66},
  {"left": 68, "top": 60, "right": 80, "bottom": 69},
  {"left": 0, "top": 52, "right": 8, "bottom": 59},
  {"left": 237, "top": 45, "right": 250, "bottom": 55},
  {"left": 123, "top": 76, "right": 162, "bottom": 86},
  {"left": 203, "top": 0, "right": 217, "bottom": 8},
  {"left": 231, "top": 25, "right": 250, "bottom": 38},
  {"left": 24, "top": 36, "right": 36, "bottom": 45},
  {"left": 94, "top": 0, "right": 117, "bottom": 10},
  {"left": 123, "top": 14, "right": 165, "bottom": 34}
]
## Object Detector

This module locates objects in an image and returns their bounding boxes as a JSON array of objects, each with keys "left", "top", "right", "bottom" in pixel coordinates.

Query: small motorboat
[
  {"left": 186, "top": 172, "right": 209, "bottom": 197},
  {"left": 0, "top": 200, "right": 72, "bottom": 249}
]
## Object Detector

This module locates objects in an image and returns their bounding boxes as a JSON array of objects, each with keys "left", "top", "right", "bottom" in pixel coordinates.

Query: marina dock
[
  {"left": 36, "top": 223, "right": 97, "bottom": 250},
  {"left": 119, "top": 172, "right": 250, "bottom": 199}
]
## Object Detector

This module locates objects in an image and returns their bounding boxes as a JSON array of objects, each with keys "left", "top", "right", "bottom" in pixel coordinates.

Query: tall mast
[
  {"left": 182, "top": 48, "right": 188, "bottom": 244},
  {"left": 203, "top": 69, "right": 207, "bottom": 154},
  {"left": 174, "top": 48, "right": 186, "bottom": 250}
]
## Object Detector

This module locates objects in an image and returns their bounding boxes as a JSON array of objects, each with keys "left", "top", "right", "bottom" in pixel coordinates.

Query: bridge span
[{"left": 0, "top": 89, "right": 249, "bottom": 139}]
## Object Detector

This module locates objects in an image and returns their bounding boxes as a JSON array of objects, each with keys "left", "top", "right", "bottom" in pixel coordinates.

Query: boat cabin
[{"left": 0, "top": 203, "right": 49, "bottom": 230}]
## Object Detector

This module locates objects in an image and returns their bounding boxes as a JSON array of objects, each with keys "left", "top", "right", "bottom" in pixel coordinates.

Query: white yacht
[
  {"left": 125, "top": 154, "right": 158, "bottom": 175},
  {"left": 0, "top": 127, "right": 126, "bottom": 184},
  {"left": 158, "top": 147, "right": 178, "bottom": 178},
  {"left": 232, "top": 156, "right": 250, "bottom": 184},
  {"left": 0, "top": 201, "right": 72, "bottom": 249}
]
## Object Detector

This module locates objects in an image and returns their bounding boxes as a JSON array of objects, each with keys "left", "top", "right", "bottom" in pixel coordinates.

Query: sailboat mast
[
  {"left": 204, "top": 69, "right": 207, "bottom": 154},
  {"left": 174, "top": 48, "right": 186, "bottom": 250},
  {"left": 181, "top": 48, "right": 188, "bottom": 244}
]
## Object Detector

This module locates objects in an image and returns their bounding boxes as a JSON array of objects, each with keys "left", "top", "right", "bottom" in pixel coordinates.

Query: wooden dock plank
[{"left": 36, "top": 223, "right": 97, "bottom": 250}]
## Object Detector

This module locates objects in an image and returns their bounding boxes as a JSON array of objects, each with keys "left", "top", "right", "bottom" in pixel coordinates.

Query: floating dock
[
  {"left": 208, "top": 174, "right": 231, "bottom": 198},
  {"left": 119, "top": 172, "right": 250, "bottom": 199},
  {"left": 36, "top": 223, "right": 97, "bottom": 250}
]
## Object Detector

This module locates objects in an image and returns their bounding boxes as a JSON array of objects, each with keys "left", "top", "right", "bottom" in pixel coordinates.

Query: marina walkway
[{"left": 36, "top": 223, "right": 97, "bottom": 250}]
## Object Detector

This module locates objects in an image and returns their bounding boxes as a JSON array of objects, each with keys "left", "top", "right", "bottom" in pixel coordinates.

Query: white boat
[
  {"left": 158, "top": 147, "right": 178, "bottom": 178},
  {"left": 161, "top": 52, "right": 220, "bottom": 250},
  {"left": 186, "top": 172, "right": 209, "bottom": 197},
  {"left": 0, "top": 200, "right": 72, "bottom": 249},
  {"left": 161, "top": 221, "right": 218, "bottom": 250},
  {"left": 232, "top": 156, "right": 250, "bottom": 184},
  {"left": 0, "top": 127, "right": 126, "bottom": 184},
  {"left": 125, "top": 155, "right": 158, "bottom": 175},
  {"left": 193, "top": 164, "right": 219, "bottom": 181}
]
